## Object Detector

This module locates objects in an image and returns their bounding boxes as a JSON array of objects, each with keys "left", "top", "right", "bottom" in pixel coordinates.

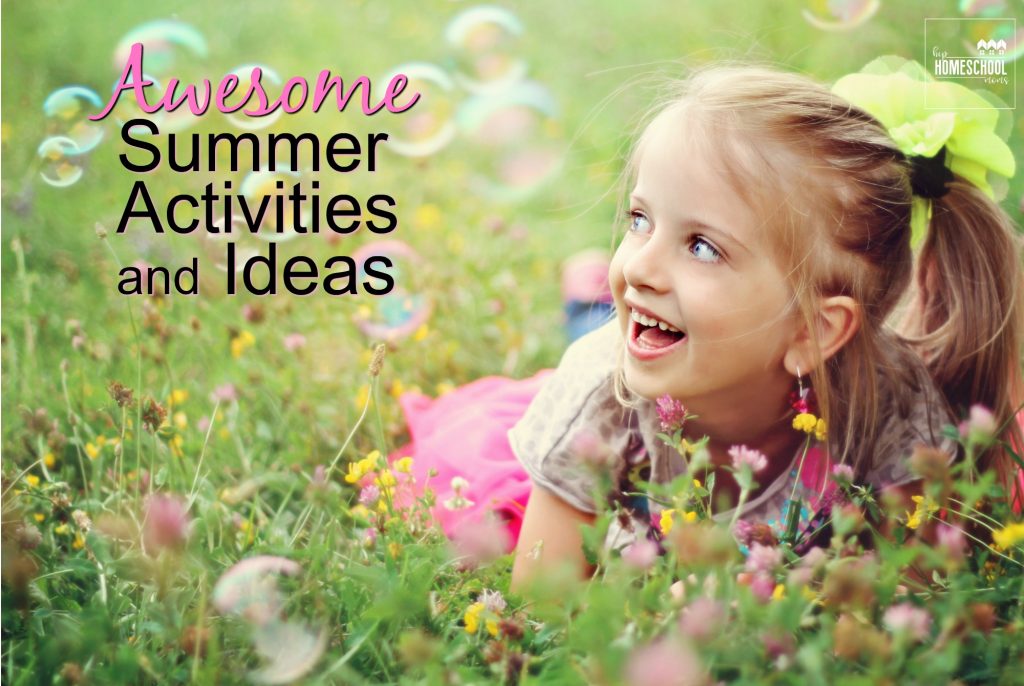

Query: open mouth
[{"left": 629, "top": 309, "right": 686, "bottom": 352}]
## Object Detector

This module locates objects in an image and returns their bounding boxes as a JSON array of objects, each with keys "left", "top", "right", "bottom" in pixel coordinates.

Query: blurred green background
[{"left": 3, "top": 0, "right": 1023, "bottom": 454}]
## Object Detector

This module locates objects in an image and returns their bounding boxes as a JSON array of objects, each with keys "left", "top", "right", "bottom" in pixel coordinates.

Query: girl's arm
[{"left": 510, "top": 482, "right": 597, "bottom": 594}]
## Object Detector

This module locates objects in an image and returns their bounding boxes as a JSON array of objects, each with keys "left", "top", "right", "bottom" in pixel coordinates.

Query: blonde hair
[{"left": 615, "top": 63, "right": 1024, "bottom": 506}]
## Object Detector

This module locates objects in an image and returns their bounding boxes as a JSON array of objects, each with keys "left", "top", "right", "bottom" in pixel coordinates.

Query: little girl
[{"left": 391, "top": 59, "right": 1024, "bottom": 589}]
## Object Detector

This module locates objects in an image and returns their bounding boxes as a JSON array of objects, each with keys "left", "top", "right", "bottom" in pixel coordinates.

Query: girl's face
[{"left": 609, "top": 111, "right": 801, "bottom": 412}]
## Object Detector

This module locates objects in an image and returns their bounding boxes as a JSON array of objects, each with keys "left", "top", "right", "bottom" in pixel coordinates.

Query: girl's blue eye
[
  {"left": 629, "top": 211, "right": 652, "bottom": 234},
  {"left": 690, "top": 236, "right": 722, "bottom": 263}
]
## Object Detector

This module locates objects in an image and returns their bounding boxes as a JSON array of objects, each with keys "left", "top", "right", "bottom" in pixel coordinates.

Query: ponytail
[{"left": 899, "top": 178, "right": 1024, "bottom": 511}]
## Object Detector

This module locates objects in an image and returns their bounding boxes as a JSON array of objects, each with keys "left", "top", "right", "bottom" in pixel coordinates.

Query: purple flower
[
  {"left": 622, "top": 539, "right": 659, "bottom": 570},
  {"left": 143, "top": 494, "right": 191, "bottom": 551},
  {"left": 883, "top": 603, "right": 932, "bottom": 642},
  {"left": 656, "top": 396, "right": 688, "bottom": 432},
  {"left": 211, "top": 383, "right": 237, "bottom": 403},
  {"left": 624, "top": 639, "right": 706, "bottom": 686},
  {"left": 750, "top": 574, "right": 777, "bottom": 604},
  {"left": 283, "top": 333, "right": 307, "bottom": 352},
  {"left": 678, "top": 598, "right": 725, "bottom": 642},
  {"left": 831, "top": 464, "right": 854, "bottom": 484},
  {"left": 358, "top": 484, "right": 381, "bottom": 506},
  {"left": 477, "top": 589, "right": 507, "bottom": 614},
  {"left": 745, "top": 543, "right": 783, "bottom": 575},
  {"left": 959, "top": 404, "right": 997, "bottom": 445},
  {"left": 936, "top": 523, "right": 967, "bottom": 564},
  {"left": 728, "top": 445, "right": 768, "bottom": 474}
]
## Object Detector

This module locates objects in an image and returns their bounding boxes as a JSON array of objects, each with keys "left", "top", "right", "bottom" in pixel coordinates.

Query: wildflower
[
  {"left": 55, "top": 524, "right": 70, "bottom": 536},
  {"left": 834, "top": 614, "right": 890, "bottom": 662},
  {"left": 831, "top": 464, "right": 854, "bottom": 484},
  {"left": 84, "top": 442, "right": 100, "bottom": 460},
  {"left": 659, "top": 509, "right": 675, "bottom": 535},
  {"left": 449, "top": 515, "right": 511, "bottom": 568},
  {"left": 368, "top": 343, "right": 386, "bottom": 377},
  {"left": 413, "top": 324, "right": 430, "bottom": 342},
  {"left": 814, "top": 418, "right": 827, "bottom": 441},
  {"left": 241, "top": 303, "right": 264, "bottom": 323},
  {"left": 33, "top": 513, "right": 45, "bottom": 523},
  {"left": 444, "top": 476, "right": 475, "bottom": 510},
  {"left": 750, "top": 574, "right": 777, "bottom": 603},
  {"left": 883, "top": 603, "right": 932, "bottom": 642},
  {"left": 656, "top": 395, "right": 688, "bottom": 432},
  {"left": 211, "top": 383, "right": 238, "bottom": 403},
  {"left": 143, "top": 494, "right": 191, "bottom": 551},
  {"left": 678, "top": 598, "right": 725, "bottom": 643},
  {"left": 283, "top": 333, "right": 306, "bottom": 352},
  {"left": 745, "top": 543, "right": 783, "bottom": 575},
  {"left": 43, "top": 452, "right": 56, "bottom": 468},
  {"left": 959, "top": 404, "right": 997, "bottom": 446},
  {"left": 624, "top": 639, "right": 706, "bottom": 686},
  {"left": 72, "top": 510, "right": 92, "bottom": 531},
  {"left": 792, "top": 412, "right": 818, "bottom": 433},
  {"left": 168, "top": 388, "right": 189, "bottom": 407},
  {"left": 621, "top": 538, "right": 659, "bottom": 570},
  {"left": 362, "top": 527, "right": 378, "bottom": 547},
  {"left": 141, "top": 396, "right": 168, "bottom": 433},
  {"left": 478, "top": 589, "right": 507, "bottom": 614},
  {"left": 374, "top": 470, "right": 397, "bottom": 489},
  {"left": 354, "top": 384, "right": 370, "bottom": 408},
  {"left": 24, "top": 474, "right": 40, "bottom": 488},
  {"left": 388, "top": 542, "right": 402, "bottom": 558},
  {"left": 107, "top": 381, "right": 134, "bottom": 408},
  {"left": 230, "top": 330, "right": 255, "bottom": 359},
  {"left": 173, "top": 412, "right": 187, "bottom": 430},
  {"left": 936, "top": 523, "right": 967, "bottom": 565},
  {"left": 393, "top": 456, "right": 414, "bottom": 474},
  {"left": 728, "top": 445, "right": 768, "bottom": 473},
  {"left": 358, "top": 485, "right": 381, "bottom": 506},
  {"left": 771, "top": 584, "right": 786, "bottom": 601},
  {"left": 905, "top": 495, "right": 939, "bottom": 530},
  {"left": 993, "top": 522, "right": 1024, "bottom": 549},
  {"left": 463, "top": 602, "right": 499, "bottom": 636},
  {"left": 72, "top": 534, "right": 85, "bottom": 550}
]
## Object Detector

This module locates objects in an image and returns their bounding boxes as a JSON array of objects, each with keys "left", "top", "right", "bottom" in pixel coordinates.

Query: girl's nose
[{"left": 622, "top": 236, "right": 670, "bottom": 293}]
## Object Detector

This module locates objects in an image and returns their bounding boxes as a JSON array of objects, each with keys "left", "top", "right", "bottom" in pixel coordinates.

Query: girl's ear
[{"left": 784, "top": 295, "right": 861, "bottom": 374}]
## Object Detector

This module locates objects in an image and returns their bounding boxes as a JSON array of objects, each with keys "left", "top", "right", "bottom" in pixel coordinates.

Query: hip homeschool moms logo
[{"left": 925, "top": 17, "right": 1016, "bottom": 109}]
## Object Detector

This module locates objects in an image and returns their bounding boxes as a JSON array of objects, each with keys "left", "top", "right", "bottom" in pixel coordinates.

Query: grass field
[{"left": 3, "top": 1, "right": 1024, "bottom": 683}]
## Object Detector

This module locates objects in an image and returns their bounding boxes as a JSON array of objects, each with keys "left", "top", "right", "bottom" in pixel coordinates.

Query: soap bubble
[
  {"left": 113, "top": 20, "right": 207, "bottom": 76},
  {"left": 456, "top": 81, "right": 565, "bottom": 201},
  {"left": 239, "top": 167, "right": 311, "bottom": 241},
  {"left": 37, "top": 137, "right": 84, "bottom": 187},
  {"left": 42, "top": 87, "right": 105, "bottom": 154},
  {"left": 213, "top": 555, "right": 301, "bottom": 626},
  {"left": 352, "top": 240, "right": 432, "bottom": 341},
  {"left": 445, "top": 6, "right": 526, "bottom": 93},
  {"left": 802, "top": 0, "right": 880, "bottom": 31},
  {"left": 960, "top": 2, "right": 1024, "bottom": 61},
  {"left": 108, "top": 72, "right": 167, "bottom": 135},
  {"left": 224, "top": 65, "right": 284, "bottom": 131},
  {"left": 248, "top": 621, "right": 327, "bottom": 685},
  {"left": 382, "top": 63, "right": 457, "bottom": 157}
]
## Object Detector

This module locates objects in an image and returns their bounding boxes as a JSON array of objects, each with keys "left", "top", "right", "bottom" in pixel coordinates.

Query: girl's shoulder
[{"left": 508, "top": 320, "right": 642, "bottom": 513}]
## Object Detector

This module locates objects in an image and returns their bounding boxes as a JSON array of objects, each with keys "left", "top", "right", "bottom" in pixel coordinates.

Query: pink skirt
[{"left": 388, "top": 371, "right": 552, "bottom": 551}]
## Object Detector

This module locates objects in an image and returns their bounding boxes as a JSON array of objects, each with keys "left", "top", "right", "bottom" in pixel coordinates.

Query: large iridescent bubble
[
  {"left": 212, "top": 556, "right": 325, "bottom": 685},
  {"left": 352, "top": 240, "right": 432, "bottom": 341},
  {"left": 381, "top": 63, "right": 458, "bottom": 157},
  {"left": 445, "top": 6, "right": 527, "bottom": 93},
  {"left": 456, "top": 81, "right": 565, "bottom": 201},
  {"left": 42, "top": 87, "right": 105, "bottom": 154},
  {"left": 37, "top": 137, "right": 84, "bottom": 187},
  {"left": 113, "top": 20, "right": 208, "bottom": 76},
  {"left": 223, "top": 65, "right": 284, "bottom": 131},
  {"left": 960, "top": 1, "right": 1024, "bottom": 61},
  {"left": 802, "top": 0, "right": 880, "bottom": 31}
]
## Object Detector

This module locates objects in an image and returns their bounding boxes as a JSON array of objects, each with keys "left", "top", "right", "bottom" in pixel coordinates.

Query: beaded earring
[{"left": 791, "top": 365, "right": 827, "bottom": 441}]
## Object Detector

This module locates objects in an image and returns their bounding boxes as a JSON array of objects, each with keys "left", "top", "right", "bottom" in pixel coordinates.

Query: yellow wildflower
[
  {"left": 693, "top": 479, "right": 702, "bottom": 489},
  {"left": 413, "top": 324, "right": 429, "bottom": 342},
  {"left": 390, "top": 380, "right": 405, "bottom": 399},
  {"left": 683, "top": 511, "right": 697, "bottom": 523},
  {"left": 815, "top": 418, "right": 827, "bottom": 442},
  {"left": 173, "top": 412, "right": 188, "bottom": 430},
  {"left": 34, "top": 513, "right": 45, "bottom": 523},
  {"left": 993, "top": 522, "right": 1024, "bottom": 550},
  {"left": 394, "top": 457, "right": 414, "bottom": 474},
  {"left": 363, "top": 450, "right": 382, "bottom": 470},
  {"left": 792, "top": 413, "right": 818, "bottom": 433},
  {"left": 43, "top": 452, "right": 56, "bottom": 468},
  {"left": 660, "top": 509, "right": 676, "bottom": 535},
  {"left": 25, "top": 474, "right": 40, "bottom": 488},
  {"left": 413, "top": 203, "right": 441, "bottom": 231},
  {"left": 345, "top": 462, "right": 366, "bottom": 485},
  {"left": 464, "top": 602, "right": 484, "bottom": 634},
  {"left": 55, "top": 524, "right": 70, "bottom": 536},
  {"left": 85, "top": 442, "right": 100, "bottom": 460},
  {"left": 801, "top": 586, "right": 818, "bottom": 603},
  {"left": 905, "top": 495, "right": 939, "bottom": 530},
  {"left": 72, "top": 534, "right": 85, "bottom": 550},
  {"left": 350, "top": 504, "right": 372, "bottom": 520},
  {"left": 96, "top": 435, "right": 107, "bottom": 447},
  {"left": 388, "top": 542, "right": 402, "bottom": 558},
  {"left": 375, "top": 470, "right": 397, "bottom": 489},
  {"left": 169, "top": 435, "right": 184, "bottom": 457},
  {"left": 772, "top": 584, "right": 786, "bottom": 601},
  {"left": 377, "top": 499, "right": 389, "bottom": 514},
  {"left": 355, "top": 384, "right": 370, "bottom": 409},
  {"left": 436, "top": 382, "right": 455, "bottom": 396},
  {"left": 230, "top": 330, "right": 255, "bottom": 359},
  {"left": 169, "top": 388, "right": 189, "bottom": 407}
]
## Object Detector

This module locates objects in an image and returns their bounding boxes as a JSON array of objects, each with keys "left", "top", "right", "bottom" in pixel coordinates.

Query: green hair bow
[{"left": 832, "top": 56, "right": 1016, "bottom": 246}]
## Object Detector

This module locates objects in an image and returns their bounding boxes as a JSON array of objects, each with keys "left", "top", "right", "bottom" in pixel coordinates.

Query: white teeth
[{"left": 630, "top": 309, "right": 681, "bottom": 333}]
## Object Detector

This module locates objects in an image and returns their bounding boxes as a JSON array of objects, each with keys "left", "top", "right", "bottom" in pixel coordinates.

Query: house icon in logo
[{"left": 976, "top": 38, "right": 1008, "bottom": 55}]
